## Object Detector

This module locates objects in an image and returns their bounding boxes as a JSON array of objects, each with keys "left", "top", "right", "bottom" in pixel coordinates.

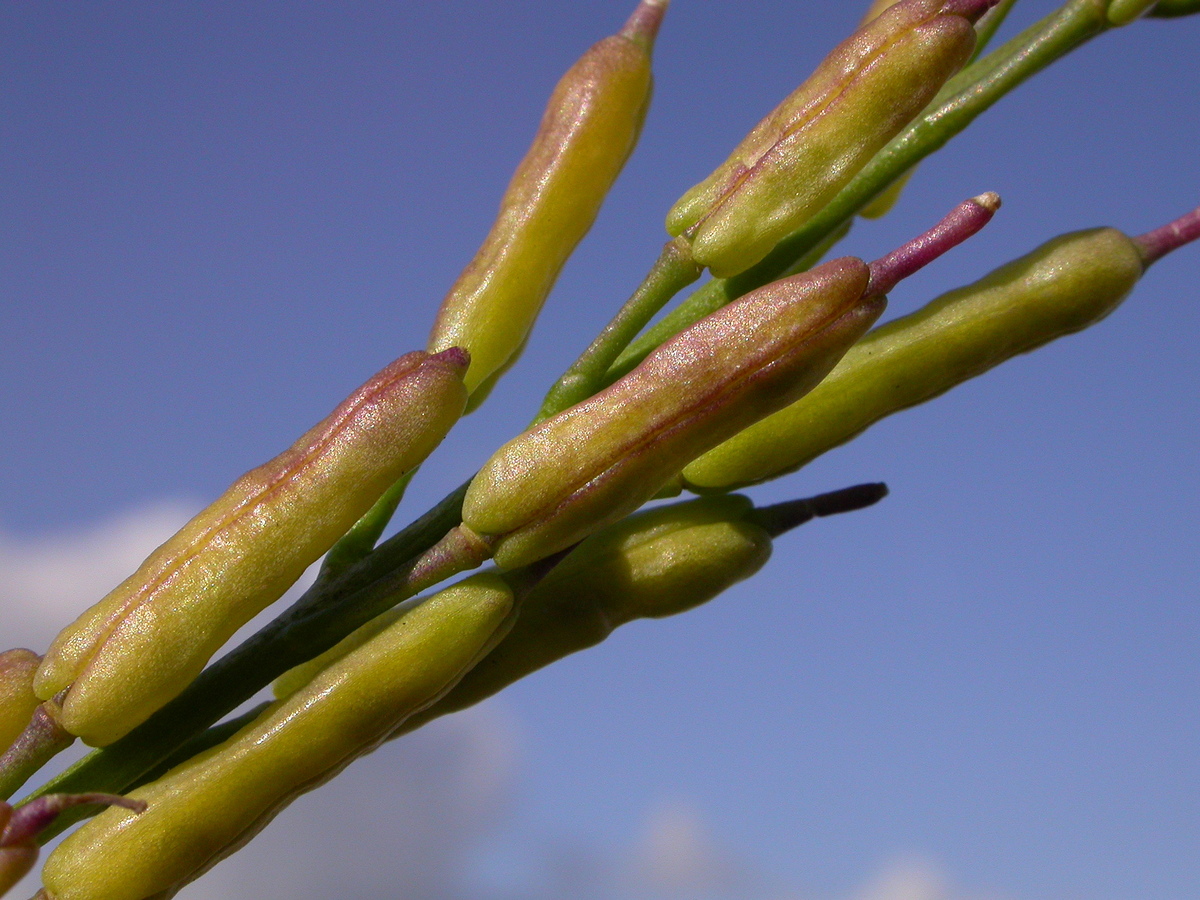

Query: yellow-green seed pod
[
  {"left": 35, "top": 348, "right": 470, "bottom": 747},
  {"left": 682, "top": 228, "right": 1145, "bottom": 491},
  {"left": 428, "top": 0, "right": 664, "bottom": 405},
  {"left": 462, "top": 259, "right": 884, "bottom": 569},
  {"left": 275, "top": 495, "right": 771, "bottom": 708},
  {"left": 665, "top": 0, "right": 990, "bottom": 277},
  {"left": 41, "top": 574, "right": 514, "bottom": 900},
  {"left": 1107, "top": 0, "right": 1158, "bottom": 24},
  {"left": 0, "top": 650, "right": 41, "bottom": 754}
]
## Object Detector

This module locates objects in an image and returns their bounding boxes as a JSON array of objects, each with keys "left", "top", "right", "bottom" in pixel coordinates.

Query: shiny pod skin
[
  {"left": 665, "top": 0, "right": 989, "bottom": 277},
  {"left": 274, "top": 495, "right": 771, "bottom": 714},
  {"left": 40, "top": 574, "right": 514, "bottom": 900},
  {"left": 0, "top": 650, "right": 41, "bottom": 753},
  {"left": 36, "top": 349, "right": 470, "bottom": 747},
  {"left": 462, "top": 259, "right": 884, "bottom": 569},
  {"left": 682, "top": 228, "right": 1144, "bottom": 491},
  {"left": 428, "top": 0, "right": 662, "bottom": 405}
]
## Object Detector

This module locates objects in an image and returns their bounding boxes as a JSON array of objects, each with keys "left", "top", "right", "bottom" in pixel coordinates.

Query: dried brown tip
[
  {"left": 1133, "top": 203, "right": 1200, "bottom": 267},
  {"left": 866, "top": 193, "right": 1001, "bottom": 297},
  {"left": 620, "top": 0, "right": 669, "bottom": 50}
]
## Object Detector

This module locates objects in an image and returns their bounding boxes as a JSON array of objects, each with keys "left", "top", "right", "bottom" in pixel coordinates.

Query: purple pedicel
[
  {"left": 1132, "top": 204, "right": 1200, "bottom": 267},
  {"left": 1, "top": 793, "right": 146, "bottom": 847},
  {"left": 865, "top": 192, "right": 1001, "bottom": 298}
]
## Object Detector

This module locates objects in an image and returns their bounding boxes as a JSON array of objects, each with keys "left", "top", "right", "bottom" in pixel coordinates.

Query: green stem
[
  {"left": 23, "top": 481, "right": 482, "bottom": 838},
  {"left": 535, "top": 236, "right": 701, "bottom": 423},
  {"left": 604, "top": 0, "right": 1114, "bottom": 376}
]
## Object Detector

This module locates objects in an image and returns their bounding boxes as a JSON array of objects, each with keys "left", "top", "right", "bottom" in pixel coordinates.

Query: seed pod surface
[
  {"left": 683, "top": 228, "right": 1144, "bottom": 491},
  {"left": 36, "top": 349, "right": 469, "bottom": 747},
  {"left": 41, "top": 574, "right": 514, "bottom": 900},
  {"left": 666, "top": 0, "right": 982, "bottom": 277},
  {"left": 428, "top": 1, "right": 661, "bottom": 404},
  {"left": 463, "top": 258, "right": 882, "bottom": 569},
  {"left": 0, "top": 650, "right": 41, "bottom": 753}
]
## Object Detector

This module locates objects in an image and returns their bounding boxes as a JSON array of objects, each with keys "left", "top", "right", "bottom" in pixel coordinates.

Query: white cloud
[{"left": 0, "top": 500, "right": 200, "bottom": 652}]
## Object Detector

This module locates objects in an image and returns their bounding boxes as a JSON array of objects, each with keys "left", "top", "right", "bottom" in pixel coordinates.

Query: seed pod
[
  {"left": 0, "top": 650, "right": 40, "bottom": 754},
  {"left": 428, "top": 0, "right": 664, "bottom": 405},
  {"left": 275, "top": 494, "right": 771, "bottom": 705},
  {"left": 1107, "top": 0, "right": 1157, "bottom": 24},
  {"left": 682, "top": 228, "right": 1145, "bottom": 491},
  {"left": 41, "top": 574, "right": 514, "bottom": 900},
  {"left": 665, "top": 0, "right": 994, "bottom": 277},
  {"left": 35, "top": 348, "right": 470, "bottom": 747},
  {"left": 462, "top": 259, "right": 884, "bottom": 569}
]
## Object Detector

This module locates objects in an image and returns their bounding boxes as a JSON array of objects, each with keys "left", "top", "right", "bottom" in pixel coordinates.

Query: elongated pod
[
  {"left": 682, "top": 228, "right": 1146, "bottom": 491},
  {"left": 666, "top": 0, "right": 995, "bottom": 277},
  {"left": 0, "top": 651, "right": 40, "bottom": 755},
  {"left": 428, "top": 0, "right": 664, "bottom": 405},
  {"left": 36, "top": 349, "right": 469, "bottom": 747},
  {"left": 40, "top": 575, "right": 514, "bottom": 900}
]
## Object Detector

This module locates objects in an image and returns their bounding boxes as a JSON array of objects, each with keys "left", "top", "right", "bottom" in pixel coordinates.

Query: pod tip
[
  {"left": 431, "top": 346, "right": 471, "bottom": 372},
  {"left": 620, "top": 0, "right": 669, "bottom": 51},
  {"left": 972, "top": 191, "right": 1002, "bottom": 213}
]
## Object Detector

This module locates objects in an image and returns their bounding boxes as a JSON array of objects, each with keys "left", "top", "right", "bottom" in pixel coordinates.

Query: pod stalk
[
  {"left": 748, "top": 483, "right": 889, "bottom": 537},
  {"left": 1132, "top": 204, "right": 1200, "bottom": 266},
  {"left": 866, "top": 193, "right": 1000, "bottom": 297},
  {"left": 0, "top": 705, "right": 74, "bottom": 802}
]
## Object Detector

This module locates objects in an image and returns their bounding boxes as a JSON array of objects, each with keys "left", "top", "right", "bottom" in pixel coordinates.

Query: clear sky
[{"left": 2, "top": 2, "right": 1197, "bottom": 899}]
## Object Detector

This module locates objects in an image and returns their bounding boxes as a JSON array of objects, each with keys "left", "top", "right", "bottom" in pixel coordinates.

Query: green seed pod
[
  {"left": 462, "top": 259, "right": 884, "bottom": 569},
  {"left": 665, "top": 0, "right": 992, "bottom": 277},
  {"left": 274, "top": 495, "right": 770, "bottom": 706},
  {"left": 1107, "top": 0, "right": 1158, "bottom": 24},
  {"left": 682, "top": 227, "right": 1145, "bottom": 491},
  {"left": 0, "top": 650, "right": 41, "bottom": 754},
  {"left": 35, "top": 348, "right": 470, "bottom": 747},
  {"left": 428, "top": 0, "right": 664, "bottom": 405},
  {"left": 41, "top": 574, "right": 514, "bottom": 900}
]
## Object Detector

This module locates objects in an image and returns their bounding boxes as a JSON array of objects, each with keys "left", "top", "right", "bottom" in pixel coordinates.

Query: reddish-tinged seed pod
[
  {"left": 41, "top": 575, "right": 514, "bottom": 900},
  {"left": 462, "top": 260, "right": 883, "bottom": 569},
  {"left": 0, "top": 651, "right": 40, "bottom": 755},
  {"left": 682, "top": 226, "right": 1152, "bottom": 491},
  {"left": 35, "top": 348, "right": 470, "bottom": 747},
  {"left": 665, "top": 0, "right": 995, "bottom": 277},
  {"left": 428, "top": 0, "right": 665, "bottom": 405},
  {"left": 462, "top": 195, "right": 994, "bottom": 569}
]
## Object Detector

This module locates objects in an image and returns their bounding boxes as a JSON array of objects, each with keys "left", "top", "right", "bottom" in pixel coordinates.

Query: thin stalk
[
  {"left": 1133, "top": 204, "right": 1200, "bottom": 266},
  {"left": 536, "top": 236, "right": 701, "bottom": 422},
  {"left": 602, "top": 0, "right": 1116, "bottom": 374},
  {"left": 748, "top": 483, "right": 890, "bottom": 538},
  {"left": 0, "top": 706, "right": 73, "bottom": 802}
]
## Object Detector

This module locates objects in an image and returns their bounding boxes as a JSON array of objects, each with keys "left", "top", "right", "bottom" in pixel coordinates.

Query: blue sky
[{"left": 2, "top": 2, "right": 1197, "bottom": 898}]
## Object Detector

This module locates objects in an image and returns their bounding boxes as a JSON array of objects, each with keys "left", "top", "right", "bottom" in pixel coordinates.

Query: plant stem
[
  {"left": 1133, "top": 204, "right": 1200, "bottom": 266},
  {"left": 535, "top": 236, "right": 701, "bottom": 423},
  {"left": 0, "top": 706, "right": 73, "bottom": 802}
]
